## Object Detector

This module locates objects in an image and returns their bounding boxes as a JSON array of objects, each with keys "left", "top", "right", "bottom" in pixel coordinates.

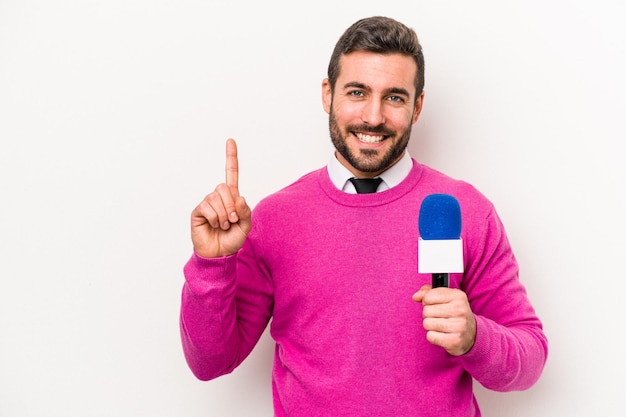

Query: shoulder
[
  {"left": 254, "top": 168, "right": 326, "bottom": 212},
  {"left": 419, "top": 164, "right": 493, "bottom": 209}
]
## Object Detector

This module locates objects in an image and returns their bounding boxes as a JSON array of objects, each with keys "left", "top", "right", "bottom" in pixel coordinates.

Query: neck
[{"left": 335, "top": 150, "right": 405, "bottom": 179}]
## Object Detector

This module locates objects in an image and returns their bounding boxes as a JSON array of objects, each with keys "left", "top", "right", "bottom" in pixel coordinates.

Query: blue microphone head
[{"left": 418, "top": 194, "right": 462, "bottom": 240}]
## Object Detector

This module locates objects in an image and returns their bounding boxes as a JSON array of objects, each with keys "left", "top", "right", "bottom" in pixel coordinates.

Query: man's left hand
[{"left": 412, "top": 285, "right": 477, "bottom": 356}]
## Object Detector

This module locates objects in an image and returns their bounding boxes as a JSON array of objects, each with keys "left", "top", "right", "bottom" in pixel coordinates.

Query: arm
[
  {"left": 414, "top": 207, "right": 548, "bottom": 391},
  {"left": 179, "top": 139, "right": 271, "bottom": 380},
  {"left": 180, "top": 246, "right": 273, "bottom": 381},
  {"left": 462, "top": 208, "right": 547, "bottom": 391}
]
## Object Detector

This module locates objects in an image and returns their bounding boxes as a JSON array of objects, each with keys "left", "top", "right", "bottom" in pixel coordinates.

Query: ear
[
  {"left": 322, "top": 78, "right": 332, "bottom": 114},
  {"left": 412, "top": 91, "right": 425, "bottom": 124}
]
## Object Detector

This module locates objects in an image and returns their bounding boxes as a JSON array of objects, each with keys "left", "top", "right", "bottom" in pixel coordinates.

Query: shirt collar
[{"left": 327, "top": 151, "right": 413, "bottom": 193}]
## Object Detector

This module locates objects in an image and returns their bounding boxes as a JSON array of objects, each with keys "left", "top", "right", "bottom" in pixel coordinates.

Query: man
[{"left": 180, "top": 16, "right": 548, "bottom": 416}]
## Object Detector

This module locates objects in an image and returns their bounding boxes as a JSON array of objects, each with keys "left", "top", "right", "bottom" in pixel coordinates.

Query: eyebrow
[{"left": 342, "top": 82, "right": 411, "bottom": 98}]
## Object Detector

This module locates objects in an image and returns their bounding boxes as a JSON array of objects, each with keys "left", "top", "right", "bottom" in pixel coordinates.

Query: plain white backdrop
[{"left": 1, "top": 0, "right": 624, "bottom": 416}]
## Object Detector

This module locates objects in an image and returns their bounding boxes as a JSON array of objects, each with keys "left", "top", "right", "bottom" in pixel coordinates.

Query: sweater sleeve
[
  {"left": 179, "top": 234, "right": 274, "bottom": 381},
  {"left": 458, "top": 207, "right": 548, "bottom": 391}
]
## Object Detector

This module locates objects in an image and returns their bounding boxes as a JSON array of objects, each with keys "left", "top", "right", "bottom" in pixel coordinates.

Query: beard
[{"left": 328, "top": 108, "right": 412, "bottom": 174}]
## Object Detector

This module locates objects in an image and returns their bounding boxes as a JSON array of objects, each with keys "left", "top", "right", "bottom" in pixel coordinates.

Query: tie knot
[{"left": 349, "top": 177, "right": 383, "bottom": 194}]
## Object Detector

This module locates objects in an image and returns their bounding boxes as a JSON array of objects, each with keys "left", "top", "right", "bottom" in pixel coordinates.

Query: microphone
[{"left": 418, "top": 194, "right": 464, "bottom": 288}]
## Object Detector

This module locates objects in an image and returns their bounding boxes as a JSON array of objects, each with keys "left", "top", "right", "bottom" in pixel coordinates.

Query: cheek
[
  {"left": 389, "top": 109, "right": 417, "bottom": 129},
  {"left": 333, "top": 102, "right": 363, "bottom": 124}
]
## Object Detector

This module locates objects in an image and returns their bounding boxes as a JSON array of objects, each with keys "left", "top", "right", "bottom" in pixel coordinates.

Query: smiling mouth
[{"left": 354, "top": 132, "right": 386, "bottom": 144}]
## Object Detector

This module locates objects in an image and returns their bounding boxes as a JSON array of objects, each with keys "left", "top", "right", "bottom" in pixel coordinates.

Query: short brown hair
[{"left": 327, "top": 16, "right": 425, "bottom": 98}]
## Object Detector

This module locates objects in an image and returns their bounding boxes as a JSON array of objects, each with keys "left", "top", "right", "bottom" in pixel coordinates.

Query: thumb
[
  {"left": 236, "top": 196, "right": 252, "bottom": 234},
  {"left": 412, "top": 284, "right": 433, "bottom": 303}
]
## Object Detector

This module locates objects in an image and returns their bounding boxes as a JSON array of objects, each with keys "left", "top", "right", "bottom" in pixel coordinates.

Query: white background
[{"left": 1, "top": 1, "right": 625, "bottom": 416}]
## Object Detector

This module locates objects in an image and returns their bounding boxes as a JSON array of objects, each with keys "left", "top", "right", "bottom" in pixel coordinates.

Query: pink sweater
[{"left": 180, "top": 160, "right": 548, "bottom": 416}]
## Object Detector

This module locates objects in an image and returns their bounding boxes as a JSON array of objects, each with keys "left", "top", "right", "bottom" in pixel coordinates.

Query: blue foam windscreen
[{"left": 418, "top": 194, "right": 462, "bottom": 240}]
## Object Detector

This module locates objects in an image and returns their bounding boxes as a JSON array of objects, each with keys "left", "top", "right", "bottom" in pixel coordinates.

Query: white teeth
[{"left": 356, "top": 133, "right": 384, "bottom": 143}]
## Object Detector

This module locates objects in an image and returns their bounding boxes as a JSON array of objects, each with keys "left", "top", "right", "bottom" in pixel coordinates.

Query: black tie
[{"left": 349, "top": 177, "right": 383, "bottom": 194}]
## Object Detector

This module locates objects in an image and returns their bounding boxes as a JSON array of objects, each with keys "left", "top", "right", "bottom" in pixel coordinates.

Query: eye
[
  {"left": 349, "top": 90, "right": 365, "bottom": 97},
  {"left": 387, "top": 95, "right": 405, "bottom": 103}
]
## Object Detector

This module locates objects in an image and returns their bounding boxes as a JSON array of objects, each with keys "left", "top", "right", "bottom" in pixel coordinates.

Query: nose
[{"left": 361, "top": 98, "right": 386, "bottom": 126}]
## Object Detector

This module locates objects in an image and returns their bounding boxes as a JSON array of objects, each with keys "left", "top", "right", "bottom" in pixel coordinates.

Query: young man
[{"left": 181, "top": 16, "right": 548, "bottom": 416}]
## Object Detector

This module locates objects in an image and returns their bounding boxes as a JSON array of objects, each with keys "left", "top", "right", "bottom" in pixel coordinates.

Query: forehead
[{"left": 337, "top": 51, "right": 417, "bottom": 95}]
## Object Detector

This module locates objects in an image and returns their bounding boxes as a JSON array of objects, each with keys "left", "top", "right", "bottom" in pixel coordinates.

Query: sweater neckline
[{"left": 318, "top": 158, "right": 424, "bottom": 207}]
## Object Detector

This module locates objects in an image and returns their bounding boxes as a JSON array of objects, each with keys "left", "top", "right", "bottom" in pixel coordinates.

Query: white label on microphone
[{"left": 418, "top": 239, "right": 464, "bottom": 273}]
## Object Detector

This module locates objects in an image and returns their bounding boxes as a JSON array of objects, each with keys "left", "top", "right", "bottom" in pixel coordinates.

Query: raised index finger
[{"left": 225, "top": 138, "right": 239, "bottom": 196}]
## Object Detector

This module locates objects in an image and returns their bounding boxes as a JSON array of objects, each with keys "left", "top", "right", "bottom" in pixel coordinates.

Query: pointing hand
[{"left": 190, "top": 139, "right": 252, "bottom": 258}]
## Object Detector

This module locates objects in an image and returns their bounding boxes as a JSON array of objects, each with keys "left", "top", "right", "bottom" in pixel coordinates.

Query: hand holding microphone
[
  {"left": 412, "top": 285, "right": 476, "bottom": 356},
  {"left": 413, "top": 194, "right": 475, "bottom": 356}
]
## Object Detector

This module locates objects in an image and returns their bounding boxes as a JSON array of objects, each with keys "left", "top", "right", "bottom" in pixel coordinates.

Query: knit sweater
[{"left": 180, "top": 159, "right": 548, "bottom": 417}]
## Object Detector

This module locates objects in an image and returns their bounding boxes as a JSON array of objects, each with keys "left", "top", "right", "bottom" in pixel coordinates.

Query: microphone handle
[{"left": 432, "top": 273, "right": 449, "bottom": 288}]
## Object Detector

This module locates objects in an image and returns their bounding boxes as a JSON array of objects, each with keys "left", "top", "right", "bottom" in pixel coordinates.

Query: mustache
[{"left": 347, "top": 124, "right": 395, "bottom": 136}]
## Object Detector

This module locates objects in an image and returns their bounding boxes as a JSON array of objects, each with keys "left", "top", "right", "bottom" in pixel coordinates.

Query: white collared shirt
[{"left": 327, "top": 151, "right": 413, "bottom": 193}]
